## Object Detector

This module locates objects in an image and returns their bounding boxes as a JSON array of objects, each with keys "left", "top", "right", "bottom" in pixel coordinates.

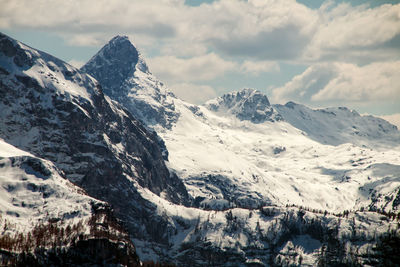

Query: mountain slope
[
  {"left": 0, "top": 139, "right": 96, "bottom": 232},
  {"left": 80, "top": 36, "right": 400, "bottom": 214},
  {"left": 160, "top": 91, "right": 400, "bottom": 212},
  {"left": 275, "top": 101, "right": 400, "bottom": 147},
  {"left": 0, "top": 139, "right": 142, "bottom": 266},
  {"left": 0, "top": 32, "right": 190, "bottom": 246}
]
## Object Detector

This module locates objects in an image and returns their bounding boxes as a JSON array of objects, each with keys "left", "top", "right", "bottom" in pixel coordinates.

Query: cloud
[
  {"left": 182, "top": 0, "right": 317, "bottom": 60},
  {"left": 240, "top": 60, "right": 279, "bottom": 76},
  {"left": 272, "top": 61, "right": 400, "bottom": 105},
  {"left": 304, "top": 2, "right": 400, "bottom": 63},
  {"left": 379, "top": 113, "right": 400, "bottom": 129},
  {"left": 68, "top": 59, "right": 85, "bottom": 68},
  {"left": 272, "top": 63, "right": 336, "bottom": 104},
  {"left": 147, "top": 53, "right": 237, "bottom": 82},
  {"left": 65, "top": 34, "right": 105, "bottom": 47},
  {"left": 0, "top": 0, "right": 182, "bottom": 48},
  {"left": 311, "top": 62, "right": 400, "bottom": 102},
  {"left": 1, "top": 0, "right": 399, "bottom": 63},
  {"left": 169, "top": 83, "right": 217, "bottom": 104}
]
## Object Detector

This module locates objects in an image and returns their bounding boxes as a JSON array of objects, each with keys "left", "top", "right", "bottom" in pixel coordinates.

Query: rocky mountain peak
[
  {"left": 81, "top": 35, "right": 178, "bottom": 129},
  {"left": 81, "top": 35, "right": 149, "bottom": 97},
  {"left": 205, "top": 88, "right": 282, "bottom": 123},
  {"left": 108, "top": 35, "right": 130, "bottom": 44}
]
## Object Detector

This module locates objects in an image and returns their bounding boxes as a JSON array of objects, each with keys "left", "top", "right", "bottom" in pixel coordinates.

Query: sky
[{"left": 0, "top": 0, "right": 399, "bottom": 125}]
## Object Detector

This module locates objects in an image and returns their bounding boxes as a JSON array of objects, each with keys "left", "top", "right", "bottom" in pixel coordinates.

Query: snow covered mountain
[
  {"left": 0, "top": 139, "right": 96, "bottom": 232},
  {"left": 275, "top": 101, "right": 399, "bottom": 147},
  {"left": 2, "top": 33, "right": 400, "bottom": 266},
  {"left": 77, "top": 35, "right": 400, "bottom": 265},
  {"left": 0, "top": 32, "right": 190, "bottom": 256},
  {"left": 0, "top": 139, "right": 141, "bottom": 266},
  {"left": 157, "top": 89, "right": 400, "bottom": 212},
  {"left": 82, "top": 35, "right": 400, "bottom": 213}
]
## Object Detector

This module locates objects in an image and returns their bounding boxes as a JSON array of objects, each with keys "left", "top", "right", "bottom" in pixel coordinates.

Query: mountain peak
[
  {"left": 81, "top": 35, "right": 149, "bottom": 96},
  {"left": 109, "top": 35, "right": 130, "bottom": 44},
  {"left": 205, "top": 88, "right": 282, "bottom": 123},
  {"left": 81, "top": 35, "right": 178, "bottom": 128}
]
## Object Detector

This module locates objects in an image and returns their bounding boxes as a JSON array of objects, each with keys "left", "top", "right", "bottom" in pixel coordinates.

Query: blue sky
[{"left": 1, "top": 0, "right": 399, "bottom": 124}]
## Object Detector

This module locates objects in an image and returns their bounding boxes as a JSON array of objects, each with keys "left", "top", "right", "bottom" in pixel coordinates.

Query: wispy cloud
[
  {"left": 169, "top": 82, "right": 218, "bottom": 104},
  {"left": 240, "top": 60, "right": 279, "bottom": 76},
  {"left": 1, "top": 0, "right": 399, "bottom": 63},
  {"left": 67, "top": 59, "right": 85, "bottom": 68},
  {"left": 147, "top": 53, "right": 237, "bottom": 82},
  {"left": 272, "top": 61, "right": 400, "bottom": 106}
]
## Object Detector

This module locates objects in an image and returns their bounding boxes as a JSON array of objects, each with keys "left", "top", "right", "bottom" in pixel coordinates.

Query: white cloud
[
  {"left": 272, "top": 61, "right": 400, "bottom": 105},
  {"left": 65, "top": 34, "right": 106, "bottom": 47},
  {"left": 169, "top": 83, "right": 217, "bottom": 104},
  {"left": 1, "top": 0, "right": 399, "bottom": 63},
  {"left": 186, "top": 0, "right": 318, "bottom": 60},
  {"left": 272, "top": 63, "right": 335, "bottom": 104},
  {"left": 304, "top": 3, "right": 400, "bottom": 62},
  {"left": 311, "top": 62, "right": 400, "bottom": 102},
  {"left": 379, "top": 113, "right": 400, "bottom": 129},
  {"left": 240, "top": 60, "right": 279, "bottom": 76},
  {"left": 147, "top": 53, "right": 237, "bottom": 82},
  {"left": 68, "top": 59, "right": 85, "bottom": 68},
  {"left": 0, "top": 0, "right": 182, "bottom": 48}
]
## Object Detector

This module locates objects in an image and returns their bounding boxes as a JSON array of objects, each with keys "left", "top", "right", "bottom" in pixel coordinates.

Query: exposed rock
[
  {"left": 81, "top": 35, "right": 179, "bottom": 129},
  {"left": 205, "top": 88, "right": 282, "bottom": 123}
]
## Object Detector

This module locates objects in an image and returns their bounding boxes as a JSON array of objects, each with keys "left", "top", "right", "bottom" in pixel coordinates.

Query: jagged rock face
[
  {"left": 81, "top": 36, "right": 139, "bottom": 97},
  {"left": 81, "top": 35, "right": 179, "bottom": 129},
  {"left": 0, "top": 33, "right": 189, "bottom": 241},
  {"left": 206, "top": 88, "right": 282, "bottom": 123}
]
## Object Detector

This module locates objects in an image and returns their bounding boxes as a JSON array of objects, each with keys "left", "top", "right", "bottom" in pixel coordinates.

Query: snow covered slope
[
  {"left": 0, "top": 142, "right": 141, "bottom": 266},
  {"left": 162, "top": 92, "right": 400, "bottom": 212},
  {"left": 0, "top": 139, "right": 96, "bottom": 233},
  {"left": 135, "top": 187, "right": 400, "bottom": 266},
  {"left": 275, "top": 101, "right": 400, "bottom": 147},
  {"left": 81, "top": 36, "right": 400, "bottom": 214},
  {"left": 0, "top": 32, "right": 189, "bottom": 243},
  {"left": 81, "top": 35, "right": 178, "bottom": 129}
]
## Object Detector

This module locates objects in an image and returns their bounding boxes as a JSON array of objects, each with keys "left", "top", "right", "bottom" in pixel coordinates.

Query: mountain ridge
[
  {"left": 274, "top": 100, "right": 399, "bottom": 147},
  {"left": 205, "top": 88, "right": 283, "bottom": 123}
]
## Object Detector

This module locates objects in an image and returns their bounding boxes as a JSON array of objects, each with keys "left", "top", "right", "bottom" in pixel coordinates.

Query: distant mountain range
[{"left": 1, "top": 32, "right": 399, "bottom": 266}]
